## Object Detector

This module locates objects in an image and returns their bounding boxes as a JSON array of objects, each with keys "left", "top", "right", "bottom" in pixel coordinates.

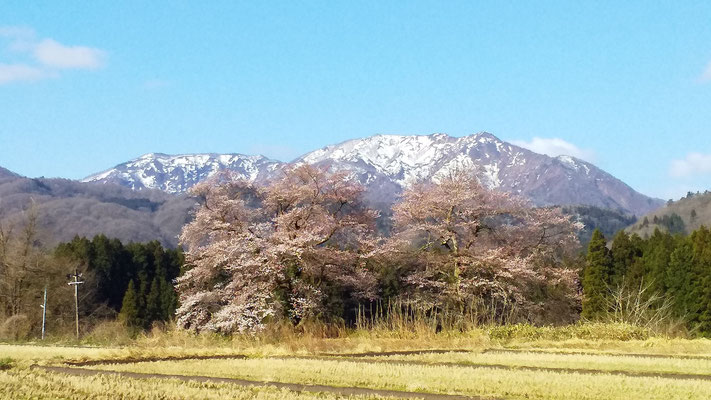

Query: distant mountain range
[
  {"left": 83, "top": 132, "right": 663, "bottom": 216},
  {"left": 0, "top": 173, "right": 193, "bottom": 248},
  {"left": 0, "top": 132, "right": 667, "bottom": 248}
]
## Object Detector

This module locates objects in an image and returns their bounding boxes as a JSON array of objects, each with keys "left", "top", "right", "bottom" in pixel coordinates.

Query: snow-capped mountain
[
  {"left": 297, "top": 132, "right": 662, "bottom": 216},
  {"left": 84, "top": 133, "right": 663, "bottom": 216},
  {"left": 83, "top": 153, "right": 284, "bottom": 193},
  {"left": 299, "top": 132, "right": 514, "bottom": 188}
]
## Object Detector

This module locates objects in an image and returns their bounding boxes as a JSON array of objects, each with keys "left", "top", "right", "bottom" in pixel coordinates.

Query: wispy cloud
[
  {"left": 34, "top": 39, "right": 105, "bottom": 69},
  {"left": 0, "top": 25, "right": 35, "bottom": 40},
  {"left": 511, "top": 137, "right": 596, "bottom": 163},
  {"left": 670, "top": 152, "right": 711, "bottom": 178},
  {"left": 0, "top": 26, "right": 106, "bottom": 85},
  {"left": 0, "top": 63, "right": 51, "bottom": 84}
]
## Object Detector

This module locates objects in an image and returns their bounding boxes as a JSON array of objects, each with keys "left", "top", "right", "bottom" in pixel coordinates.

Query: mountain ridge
[
  {"left": 81, "top": 132, "right": 663, "bottom": 216},
  {"left": 0, "top": 173, "right": 193, "bottom": 247},
  {"left": 84, "top": 152, "right": 284, "bottom": 193}
]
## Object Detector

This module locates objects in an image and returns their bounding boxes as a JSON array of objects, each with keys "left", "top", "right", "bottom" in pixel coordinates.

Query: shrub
[
  {"left": 82, "top": 320, "right": 135, "bottom": 346},
  {"left": 486, "top": 322, "right": 651, "bottom": 341}
]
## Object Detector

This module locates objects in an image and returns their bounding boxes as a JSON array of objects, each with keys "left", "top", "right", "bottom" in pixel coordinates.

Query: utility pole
[
  {"left": 40, "top": 286, "right": 47, "bottom": 340},
  {"left": 67, "top": 270, "right": 84, "bottom": 339}
]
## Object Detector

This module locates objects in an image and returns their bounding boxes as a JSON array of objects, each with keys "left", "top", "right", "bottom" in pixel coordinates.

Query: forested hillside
[
  {"left": 628, "top": 192, "right": 711, "bottom": 237},
  {"left": 562, "top": 205, "right": 637, "bottom": 245},
  {"left": 582, "top": 226, "right": 711, "bottom": 335},
  {"left": 0, "top": 171, "right": 194, "bottom": 247}
]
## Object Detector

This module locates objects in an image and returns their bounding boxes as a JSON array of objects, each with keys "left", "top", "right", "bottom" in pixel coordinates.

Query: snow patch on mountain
[
  {"left": 83, "top": 132, "right": 664, "bottom": 216},
  {"left": 83, "top": 153, "right": 284, "bottom": 193}
]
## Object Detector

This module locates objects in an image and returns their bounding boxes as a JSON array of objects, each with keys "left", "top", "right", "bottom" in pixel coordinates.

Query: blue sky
[{"left": 1, "top": 1, "right": 710, "bottom": 200}]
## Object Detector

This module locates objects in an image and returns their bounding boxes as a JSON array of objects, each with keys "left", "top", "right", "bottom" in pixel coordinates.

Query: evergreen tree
[
  {"left": 623, "top": 234, "right": 646, "bottom": 287},
  {"left": 145, "top": 277, "right": 162, "bottom": 328},
  {"left": 582, "top": 229, "right": 613, "bottom": 320},
  {"left": 643, "top": 228, "right": 675, "bottom": 295},
  {"left": 118, "top": 280, "right": 141, "bottom": 328},
  {"left": 610, "top": 231, "right": 641, "bottom": 288},
  {"left": 666, "top": 237, "right": 695, "bottom": 319},
  {"left": 691, "top": 227, "right": 711, "bottom": 335},
  {"left": 159, "top": 277, "right": 178, "bottom": 320}
]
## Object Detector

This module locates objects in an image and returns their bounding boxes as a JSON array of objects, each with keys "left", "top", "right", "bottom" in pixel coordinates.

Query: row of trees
[
  {"left": 0, "top": 207, "right": 182, "bottom": 339},
  {"left": 55, "top": 236, "right": 183, "bottom": 331},
  {"left": 9, "top": 165, "right": 711, "bottom": 338},
  {"left": 176, "top": 165, "right": 582, "bottom": 333},
  {"left": 0, "top": 206, "right": 56, "bottom": 338},
  {"left": 639, "top": 213, "right": 686, "bottom": 234},
  {"left": 583, "top": 227, "right": 711, "bottom": 335}
]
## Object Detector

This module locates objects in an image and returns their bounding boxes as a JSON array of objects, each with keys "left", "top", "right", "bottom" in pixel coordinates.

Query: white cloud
[
  {"left": 670, "top": 152, "right": 711, "bottom": 177},
  {"left": 0, "top": 26, "right": 35, "bottom": 40},
  {"left": 511, "top": 137, "right": 596, "bottom": 163},
  {"left": 0, "top": 26, "right": 37, "bottom": 52},
  {"left": 34, "top": 39, "right": 105, "bottom": 69},
  {"left": 700, "top": 61, "right": 711, "bottom": 83},
  {"left": 0, "top": 63, "right": 51, "bottom": 84},
  {"left": 0, "top": 26, "right": 106, "bottom": 85}
]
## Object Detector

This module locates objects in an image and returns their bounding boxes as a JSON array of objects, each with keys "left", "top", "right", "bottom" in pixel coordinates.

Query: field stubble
[{"left": 4, "top": 324, "right": 711, "bottom": 400}]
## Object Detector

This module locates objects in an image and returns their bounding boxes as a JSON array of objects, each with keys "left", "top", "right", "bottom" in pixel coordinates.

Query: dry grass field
[{"left": 3, "top": 324, "right": 711, "bottom": 400}]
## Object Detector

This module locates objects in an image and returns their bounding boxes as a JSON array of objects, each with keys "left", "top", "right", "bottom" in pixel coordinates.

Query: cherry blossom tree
[
  {"left": 385, "top": 170, "right": 582, "bottom": 323},
  {"left": 175, "top": 166, "right": 379, "bottom": 333}
]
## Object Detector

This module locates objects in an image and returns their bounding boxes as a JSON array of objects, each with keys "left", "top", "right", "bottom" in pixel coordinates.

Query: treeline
[
  {"left": 176, "top": 166, "right": 582, "bottom": 334},
  {"left": 583, "top": 226, "right": 711, "bottom": 335},
  {"left": 0, "top": 205, "right": 182, "bottom": 339},
  {"left": 639, "top": 213, "right": 686, "bottom": 235},
  {"left": 562, "top": 205, "right": 637, "bottom": 245},
  {"left": 56, "top": 235, "right": 183, "bottom": 331}
]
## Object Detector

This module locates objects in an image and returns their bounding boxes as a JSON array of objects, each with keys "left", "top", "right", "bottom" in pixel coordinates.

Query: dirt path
[
  {"left": 276, "top": 355, "right": 711, "bottom": 381},
  {"left": 320, "top": 349, "right": 474, "bottom": 358},
  {"left": 65, "top": 354, "right": 247, "bottom": 366},
  {"left": 33, "top": 365, "right": 494, "bottom": 400}
]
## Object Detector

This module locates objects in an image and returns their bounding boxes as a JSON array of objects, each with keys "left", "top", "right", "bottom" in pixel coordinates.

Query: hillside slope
[
  {"left": 627, "top": 192, "right": 711, "bottom": 237},
  {"left": 0, "top": 172, "right": 194, "bottom": 247}
]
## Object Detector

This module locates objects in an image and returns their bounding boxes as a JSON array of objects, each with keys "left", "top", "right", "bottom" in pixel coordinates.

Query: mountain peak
[
  {"left": 83, "top": 132, "right": 663, "bottom": 216},
  {"left": 473, "top": 131, "right": 498, "bottom": 140},
  {"left": 83, "top": 152, "right": 284, "bottom": 193}
]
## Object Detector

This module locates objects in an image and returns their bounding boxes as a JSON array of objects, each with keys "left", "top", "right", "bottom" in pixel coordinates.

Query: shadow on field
[{"left": 64, "top": 354, "right": 247, "bottom": 366}]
